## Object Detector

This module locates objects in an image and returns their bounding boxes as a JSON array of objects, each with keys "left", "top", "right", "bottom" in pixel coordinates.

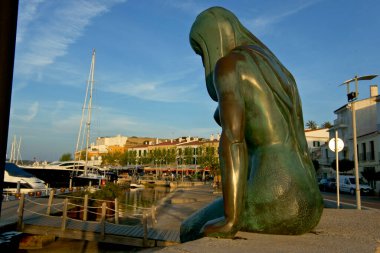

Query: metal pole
[
  {"left": 351, "top": 100, "right": 361, "bottom": 210},
  {"left": 334, "top": 130, "right": 340, "bottom": 208},
  {"left": 17, "top": 194, "right": 25, "bottom": 231}
]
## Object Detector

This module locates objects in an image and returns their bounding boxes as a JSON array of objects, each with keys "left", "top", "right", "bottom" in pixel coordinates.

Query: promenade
[
  {"left": 141, "top": 185, "right": 380, "bottom": 253},
  {"left": 1, "top": 185, "right": 379, "bottom": 252}
]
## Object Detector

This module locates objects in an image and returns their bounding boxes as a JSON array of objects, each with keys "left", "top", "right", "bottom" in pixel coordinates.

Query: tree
[
  {"left": 312, "top": 160, "right": 320, "bottom": 172},
  {"left": 305, "top": 120, "right": 318, "bottom": 130},
  {"left": 361, "top": 167, "right": 376, "bottom": 188},
  {"left": 330, "top": 159, "right": 354, "bottom": 173},
  {"left": 199, "top": 146, "right": 220, "bottom": 177},
  {"left": 59, "top": 153, "right": 73, "bottom": 161},
  {"left": 321, "top": 121, "right": 332, "bottom": 128}
]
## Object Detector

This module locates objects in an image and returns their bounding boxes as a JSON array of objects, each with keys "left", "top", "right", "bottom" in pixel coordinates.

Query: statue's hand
[{"left": 201, "top": 216, "right": 238, "bottom": 238}]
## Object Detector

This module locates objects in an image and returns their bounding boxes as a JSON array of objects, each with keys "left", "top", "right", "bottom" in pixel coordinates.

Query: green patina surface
[{"left": 180, "top": 7, "right": 323, "bottom": 242}]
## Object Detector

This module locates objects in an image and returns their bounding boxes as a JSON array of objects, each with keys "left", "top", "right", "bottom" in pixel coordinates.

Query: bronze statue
[{"left": 180, "top": 7, "right": 323, "bottom": 242}]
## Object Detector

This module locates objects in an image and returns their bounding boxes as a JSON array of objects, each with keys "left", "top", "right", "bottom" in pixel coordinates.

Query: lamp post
[
  {"left": 339, "top": 74, "right": 378, "bottom": 210},
  {"left": 155, "top": 159, "right": 158, "bottom": 180},
  {"left": 135, "top": 159, "right": 138, "bottom": 180},
  {"left": 194, "top": 153, "right": 198, "bottom": 179},
  {"left": 176, "top": 156, "right": 179, "bottom": 180},
  {"left": 328, "top": 124, "right": 346, "bottom": 209},
  {"left": 182, "top": 158, "right": 186, "bottom": 182}
]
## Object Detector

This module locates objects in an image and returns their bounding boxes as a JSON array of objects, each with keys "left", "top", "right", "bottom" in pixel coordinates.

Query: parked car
[
  {"left": 339, "top": 175, "right": 373, "bottom": 195},
  {"left": 318, "top": 178, "right": 336, "bottom": 192}
]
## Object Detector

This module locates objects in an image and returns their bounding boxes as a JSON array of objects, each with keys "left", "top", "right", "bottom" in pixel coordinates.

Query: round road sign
[{"left": 328, "top": 138, "right": 344, "bottom": 152}]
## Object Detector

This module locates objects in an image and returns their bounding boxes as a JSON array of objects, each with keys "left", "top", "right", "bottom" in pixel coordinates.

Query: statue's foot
[{"left": 202, "top": 216, "right": 238, "bottom": 238}]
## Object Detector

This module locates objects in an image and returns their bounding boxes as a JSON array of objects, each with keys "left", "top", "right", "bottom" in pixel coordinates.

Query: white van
[{"left": 339, "top": 175, "right": 373, "bottom": 195}]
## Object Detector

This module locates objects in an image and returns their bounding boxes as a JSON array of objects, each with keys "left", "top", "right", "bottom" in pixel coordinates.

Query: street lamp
[
  {"left": 339, "top": 74, "right": 378, "bottom": 210},
  {"left": 328, "top": 124, "right": 347, "bottom": 209},
  {"left": 155, "top": 159, "right": 158, "bottom": 180},
  {"left": 176, "top": 156, "right": 179, "bottom": 180},
  {"left": 182, "top": 158, "right": 186, "bottom": 182}
]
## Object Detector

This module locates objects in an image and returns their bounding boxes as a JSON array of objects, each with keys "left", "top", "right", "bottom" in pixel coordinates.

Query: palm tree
[
  {"left": 321, "top": 121, "right": 332, "bottom": 128},
  {"left": 306, "top": 120, "right": 318, "bottom": 130}
]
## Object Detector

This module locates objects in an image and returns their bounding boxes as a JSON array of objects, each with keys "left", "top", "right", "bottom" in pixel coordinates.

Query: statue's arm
[{"left": 204, "top": 54, "right": 248, "bottom": 237}]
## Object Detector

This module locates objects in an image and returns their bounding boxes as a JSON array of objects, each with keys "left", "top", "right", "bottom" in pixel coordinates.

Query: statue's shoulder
[
  {"left": 216, "top": 45, "right": 271, "bottom": 70},
  {"left": 233, "top": 45, "right": 271, "bottom": 60}
]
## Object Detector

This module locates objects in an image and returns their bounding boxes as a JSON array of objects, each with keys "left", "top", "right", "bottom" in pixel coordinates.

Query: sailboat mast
[
  {"left": 9, "top": 135, "right": 15, "bottom": 162},
  {"left": 16, "top": 136, "right": 22, "bottom": 164},
  {"left": 84, "top": 49, "right": 96, "bottom": 174},
  {"left": 75, "top": 49, "right": 96, "bottom": 176}
]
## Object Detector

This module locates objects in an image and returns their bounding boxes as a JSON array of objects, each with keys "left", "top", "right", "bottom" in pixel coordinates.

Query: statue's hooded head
[{"left": 190, "top": 7, "right": 272, "bottom": 101}]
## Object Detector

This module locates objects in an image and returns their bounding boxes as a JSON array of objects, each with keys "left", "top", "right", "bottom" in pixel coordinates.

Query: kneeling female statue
[{"left": 180, "top": 6, "right": 323, "bottom": 242}]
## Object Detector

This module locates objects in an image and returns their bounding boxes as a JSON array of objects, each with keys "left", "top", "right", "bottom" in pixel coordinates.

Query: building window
[
  {"left": 313, "top": 141, "right": 320, "bottom": 147},
  {"left": 361, "top": 143, "right": 366, "bottom": 161},
  {"left": 370, "top": 141, "right": 375, "bottom": 161}
]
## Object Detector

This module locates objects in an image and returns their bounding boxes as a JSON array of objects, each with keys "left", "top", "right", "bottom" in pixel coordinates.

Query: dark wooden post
[
  {"left": 101, "top": 202, "right": 106, "bottom": 238},
  {"left": 83, "top": 194, "right": 88, "bottom": 221},
  {"left": 61, "top": 198, "right": 68, "bottom": 231},
  {"left": 114, "top": 198, "right": 119, "bottom": 224},
  {"left": 17, "top": 194, "right": 25, "bottom": 231},
  {"left": 151, "top": 205, "right": 156, "bottom": 227},
  {"left": 143, "top": 212, "right": 148, "bottom": 246},
  {"left": 0, "top": 0, "right": 19, "bottom": 217},
  {"left": 46, "top": 189, "right": 54, "bottom": 215}
]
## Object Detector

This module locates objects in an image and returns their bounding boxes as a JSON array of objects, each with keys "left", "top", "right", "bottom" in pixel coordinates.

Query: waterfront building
[
  {"left": 319, "top": 85, "right": 380, "bottom": 190},
  {"left": 304, "top": 128, "right": 330, "bottom": 178},
  {"left": 305, "top": 128, "right": 330, "bottom": 160}
]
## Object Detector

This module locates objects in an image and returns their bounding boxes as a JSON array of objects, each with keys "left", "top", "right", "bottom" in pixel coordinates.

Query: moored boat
[
  {"left": 3, "top": 162, "right": 47, "bottom": 195},
  {"left": 20, "top": 160, "right": 114, "bottom": 188},
  {"left": 130, "top": 183, "right": 145, "bottom": 189}
]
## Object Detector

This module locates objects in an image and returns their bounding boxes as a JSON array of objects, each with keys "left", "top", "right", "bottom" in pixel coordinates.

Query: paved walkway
[
  {"left": 142, "top": 185, "right": 380, "bottom": 253},
  {"left": 153, "top": 184, "right": 221, "bottom": 231},
  {"left": 4, "top": 185, "right": 380, "bottom": 252}
]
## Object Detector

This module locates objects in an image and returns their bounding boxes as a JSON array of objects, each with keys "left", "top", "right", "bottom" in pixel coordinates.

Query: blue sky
[{"left": 8, "top": 0, "right": 380, "bottom": 161}]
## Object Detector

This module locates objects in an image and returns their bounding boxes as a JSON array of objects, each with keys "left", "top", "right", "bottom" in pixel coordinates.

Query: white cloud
[
  {"left": 164, "top": 0, "right": 205, "bottom": 15},
  {"left": 17, "top": 0, "right": 45, "bottom": 43},
  {"left": 51, "top": 115, "right": 81, "bottom": 134},
  {"left": 15, "top": 0, "right": 126, "bottom": 76},
  {"left": 15, "top": 101, "right": 40, "bottom": 122},
  {"left": 245, "top": 0, "right": 322, "bottom": 35},
  {"left": 102, "top": 67, "right": 201, "bottom": 103},
  {"left": 106, "top": 80, "right": 196, "bottom": 103}
]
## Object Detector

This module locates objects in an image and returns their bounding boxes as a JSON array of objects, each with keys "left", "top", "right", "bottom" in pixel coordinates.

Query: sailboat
[
  {"left": 20, "top": 50, "right": 116, "bottom": 188},
  {"left": 72, "top": 49, "right": 110, "bottom": 186},
  {"left": 8, "top": 135, "right": 22, "bottom": 165}
]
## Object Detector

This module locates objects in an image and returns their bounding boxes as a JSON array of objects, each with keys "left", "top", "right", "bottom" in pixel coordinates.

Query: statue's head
[{"left": 190, "top": 7, "right": 270, "bottom": 101}]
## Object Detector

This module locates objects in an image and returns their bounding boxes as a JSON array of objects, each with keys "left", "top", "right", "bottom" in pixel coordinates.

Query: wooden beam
[{"left": 22, "top": 225, "right": 156, "bottom": 247}]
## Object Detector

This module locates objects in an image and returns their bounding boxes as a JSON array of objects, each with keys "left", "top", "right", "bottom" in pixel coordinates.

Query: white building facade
[{"left": 319, "top": 85, "right": 379, "bottom": 191}]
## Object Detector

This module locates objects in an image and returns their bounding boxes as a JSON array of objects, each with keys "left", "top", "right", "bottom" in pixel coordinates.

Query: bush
[
  {"left": 90, "top": 182, "right": 124, "bottom": 200},
  {"left": 330, "top": 159, "right": 354, "bottom": 173}
]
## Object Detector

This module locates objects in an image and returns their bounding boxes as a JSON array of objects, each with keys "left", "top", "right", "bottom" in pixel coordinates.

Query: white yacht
[
  {"left": 20, "top": 160, "right": 113, "bottom": 188},
  {"left": 3, "top": 162, "right": 46, "bottom": 194}
]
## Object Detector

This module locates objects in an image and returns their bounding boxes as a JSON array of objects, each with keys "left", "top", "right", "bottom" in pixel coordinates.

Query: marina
[{"left": 0, "top": 183, "right": 220, "bottom": 251}]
